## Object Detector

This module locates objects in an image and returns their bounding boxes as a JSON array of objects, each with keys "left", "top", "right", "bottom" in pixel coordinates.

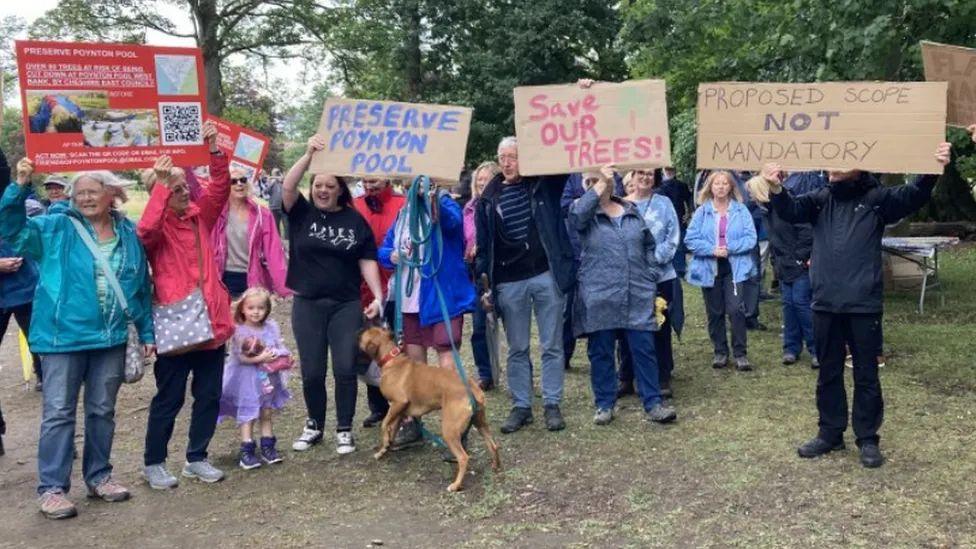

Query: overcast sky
[{"left": 2, "top": 1, "right": 313, "bottom": 108}]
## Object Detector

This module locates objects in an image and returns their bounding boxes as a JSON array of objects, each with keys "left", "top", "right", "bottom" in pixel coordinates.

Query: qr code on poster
[{"left": 158, "top": 102, "right": 203, "bottom": 145}]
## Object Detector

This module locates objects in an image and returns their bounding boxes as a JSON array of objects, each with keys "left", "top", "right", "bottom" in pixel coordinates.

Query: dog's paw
[
  {"left": 373, "top": 450, "right": 386, "bottom": 460},
  {"left": 447, "top": 483, "right": 463, "bottom": 492}
]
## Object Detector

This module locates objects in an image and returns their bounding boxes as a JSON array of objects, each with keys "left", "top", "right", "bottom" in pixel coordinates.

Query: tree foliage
[{"left": 620, "top": 0, "right": 976, "bottom": 219}]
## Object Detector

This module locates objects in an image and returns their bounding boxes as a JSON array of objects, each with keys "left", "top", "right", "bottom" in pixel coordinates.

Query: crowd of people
[{"left": 0, "top": 99, "right": 971, "bottom": 520}]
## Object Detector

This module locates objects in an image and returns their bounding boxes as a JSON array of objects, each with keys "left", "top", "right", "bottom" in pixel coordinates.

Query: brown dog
[{"left": 358, "top": 326, "right": 501, "bottom": 491}]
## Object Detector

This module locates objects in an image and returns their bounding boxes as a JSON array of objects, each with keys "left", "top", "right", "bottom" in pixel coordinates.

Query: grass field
[{"left": 0, "top": 246, "right": 974, "bottom": 548}]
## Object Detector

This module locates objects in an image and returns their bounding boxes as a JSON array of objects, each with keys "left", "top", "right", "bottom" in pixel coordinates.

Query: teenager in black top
[{"left": 282, "top": 134, "right": 383, "bottom": 456}]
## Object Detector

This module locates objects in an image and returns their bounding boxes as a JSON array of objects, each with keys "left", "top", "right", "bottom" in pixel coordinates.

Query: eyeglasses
[
  {"left": 497, "top": 154, "right": 518, "bottom": 163},
  {"left": 231, "top": 177, "right": 249, "bottom": 185}
]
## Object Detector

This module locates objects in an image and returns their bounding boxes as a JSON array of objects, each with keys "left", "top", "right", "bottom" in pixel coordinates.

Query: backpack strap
[{"left": 68, "top": 216, "right": 132, "bottom": 319}]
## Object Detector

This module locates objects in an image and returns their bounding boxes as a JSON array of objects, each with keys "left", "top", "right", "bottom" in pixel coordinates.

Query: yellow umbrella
[{"left": 19, "top": 329, "right": 33, "bottom": 382}]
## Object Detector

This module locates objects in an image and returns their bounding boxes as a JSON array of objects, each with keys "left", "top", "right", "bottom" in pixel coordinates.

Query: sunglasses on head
[{"left": 231, "top": 177, "right": 248, "bottom": 185}]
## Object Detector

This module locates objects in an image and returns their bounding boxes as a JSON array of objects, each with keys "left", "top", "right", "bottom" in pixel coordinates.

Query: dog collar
[{"left": 377, "top": 346, "right": 402, "bottom": 368}]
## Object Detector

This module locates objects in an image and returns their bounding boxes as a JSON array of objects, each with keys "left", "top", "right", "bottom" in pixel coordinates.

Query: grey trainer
[
  {"left": 646, "top": 402, "right": 677, "bottom": 424},
  {"left": 593, "top": 408, "right": 614, "bottom": 425},
  {"left": 143, "top": 464, "right": 179, "bottom": 490},
  {"left": 182, "top": 460, "right": 225, "bottom": 483}
]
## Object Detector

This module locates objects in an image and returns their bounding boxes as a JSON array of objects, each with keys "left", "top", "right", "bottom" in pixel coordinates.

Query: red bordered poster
[
  {"left": 209, "top": 115, "right": 270, "bottom": 183},
  {"left": 16, "top": 40, "right": 210, "bottom": 172}
]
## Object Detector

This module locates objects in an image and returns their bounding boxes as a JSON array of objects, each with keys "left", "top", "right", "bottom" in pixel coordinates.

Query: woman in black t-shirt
[{"left": 282, "top": 134, "right": 383, "bottom": 456}]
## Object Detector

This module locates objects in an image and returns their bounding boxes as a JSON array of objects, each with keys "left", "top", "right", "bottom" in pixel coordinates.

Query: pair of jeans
[
  {"left": 616, "top": 332, "right": 634, "bottom": 383},
  {"left": 471, "top": 304, "right": 493, "bottom": 382},
  {"left": 781, "top": 273, "right": 815, "bottom": 356},
  {"left": 366, "top": 300, "right": 396, "bottom": 417},
  {"left": 701, "top": 267, "right": 748, "bottom": 358},
  {"left": 1, "top": 302, "right": 41, "bottom": 380},
  {"left": 292, "top": 296, "right": 361, "bottom": 430},
  {"left": 38, "top": 346, "right": 125, "bottom": 495},
  {"left": 588, "top": 329, "right": 662, "bottom": 411},
  {"left": 813, "top": 312, "right": 884, "bottom": 447},
  {"left": 496, "top": 271, "right": 565, "bottom": 408},
  {"left": 144, "top": 346, "right": 226, "bottom": 466},
  {"left": 654, "top": 278, "right": 676, "bottom": 384}
]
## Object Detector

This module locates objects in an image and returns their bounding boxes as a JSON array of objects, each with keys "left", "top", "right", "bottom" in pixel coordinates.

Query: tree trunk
[
  {"left": 193, "top": 0, "right": 224, "bottom": 115},
  {"left": 399, "top": 0, "right": 422, "bottom": 101}
]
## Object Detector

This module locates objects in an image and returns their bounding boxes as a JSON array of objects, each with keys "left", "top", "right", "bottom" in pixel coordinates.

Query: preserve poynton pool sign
[{"left": 311, "top": 97, "right": 472, "bottom": 184}]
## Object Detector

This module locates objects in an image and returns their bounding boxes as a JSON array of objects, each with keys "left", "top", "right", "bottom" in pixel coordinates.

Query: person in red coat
[
  {"left": 353, "top": 178, "right": 404, "bottom": 427},
  {"left": 137, "top": 121, "right": 235, "bottom": 489}
]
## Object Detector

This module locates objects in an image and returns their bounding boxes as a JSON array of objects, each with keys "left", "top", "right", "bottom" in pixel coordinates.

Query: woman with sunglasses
[{"left": 211, "top": 168, "right": 290, "bottom": 299}]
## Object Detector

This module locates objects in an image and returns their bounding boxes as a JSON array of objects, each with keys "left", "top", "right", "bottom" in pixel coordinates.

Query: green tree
[
  {"left": 621, "top": 0, "right": 976, "bottom": 220},
  {"left": 29, "top": 0, "right": 324, "bottom": 115}
]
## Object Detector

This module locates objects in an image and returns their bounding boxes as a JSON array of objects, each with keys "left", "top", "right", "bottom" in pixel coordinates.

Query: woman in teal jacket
[
  {"left": 0, "top": 159, "right": 154, "bottom": 520},
  {"left": 685, "top": 170, "right": 757, "bottom": 371}
]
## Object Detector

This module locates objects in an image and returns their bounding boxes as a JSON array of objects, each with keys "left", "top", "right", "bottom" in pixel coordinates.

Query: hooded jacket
[
  {"left": 211, "top": 198, "right": 291, "bottom": 297},
  {"left": 137, "top": 151, "right": 234, "bottom": 349},
  {"left": 475, "top": 173, "right": 576, "bottom": 293},
  {"left": 684, "top": 199, "right": 758, "bottom": 287},
  {"left": 0, "top": 184, "right": 154, "bottom": 353},
  {"left": 770, "top": 172, "right": 938, "bottom": 313},
  {"left": 569, "top": 191, "right": 658, "bottom": 336},
  {"left": 378, "top": 191, "right": 476, "bottom": 326},
  {"left": 755, "top": 199, "right": 813, "bottom": 284}
]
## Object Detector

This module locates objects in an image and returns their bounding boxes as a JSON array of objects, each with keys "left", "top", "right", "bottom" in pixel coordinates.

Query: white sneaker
[
  {"left": 292, "top": 419, "right": 323, "bottom": 451},
  {"left": 335, "top": 431, "right": 356, "bottom": 455}
]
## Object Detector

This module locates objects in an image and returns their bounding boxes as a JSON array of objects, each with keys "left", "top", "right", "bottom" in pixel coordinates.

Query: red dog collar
[{"left": 378, "top": 346, "right": 402, "bottom": 368}]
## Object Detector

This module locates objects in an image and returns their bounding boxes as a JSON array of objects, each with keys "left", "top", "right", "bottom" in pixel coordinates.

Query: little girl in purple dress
[{"left": 218, "top": 287, "right": 292, "bottom": 470}]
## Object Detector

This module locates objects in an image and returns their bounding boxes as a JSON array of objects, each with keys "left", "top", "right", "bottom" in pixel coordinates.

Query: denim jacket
[{"left": 684, "top": 199, "right": 757, "bottom": 287}]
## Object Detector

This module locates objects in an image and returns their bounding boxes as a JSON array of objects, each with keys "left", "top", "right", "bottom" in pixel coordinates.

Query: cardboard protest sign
[
  {"left": 209, "top": 115, "right": 270, "bottom": 183},
  {"left": 696, "top": 82, "right": 947, "bottom": 174},
  {"left": 311, "top": 97, "right": 471, "bottom": 184},
  {"left": 513, "top": 80, "right": 671, "bottom": 176},
  {"left": 921, "top": 41, "right": 976, "bottom": 128},
  {"left": 16, "top": 40, "right": 209, "bottom": 172}
]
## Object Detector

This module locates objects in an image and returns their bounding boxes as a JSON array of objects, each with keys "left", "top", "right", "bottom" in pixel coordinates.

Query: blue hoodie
[{"left": 379, "top": 191, "right": 476, "bottom": 327}]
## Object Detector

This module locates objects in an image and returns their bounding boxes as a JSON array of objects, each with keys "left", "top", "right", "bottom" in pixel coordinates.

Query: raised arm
[
  {"left": 0, "top": 159, "right": 45, "bottom": 259},
  {"left": 877, "top": 142, "right": 951, "bottom": 224},
  {"left": 196, "top": 122, "right": 231, "bottom": 229},
  {"left": 137, "top": 156, "right": 176, "bottom": 250},
  {"left": 283, "top": 135, "right": 324, "bottom": 213}
]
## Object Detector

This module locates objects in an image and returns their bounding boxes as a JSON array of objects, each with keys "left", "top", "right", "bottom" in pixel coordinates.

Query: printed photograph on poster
[
  {"left": 208, "top": 115, "right": 270, "bottom": 184},
  {"left": 26, "top": 90, "right": 160, "bottom": 147},
  {"left": 16, "top": 40, "right": 210, "bottom": 172}
]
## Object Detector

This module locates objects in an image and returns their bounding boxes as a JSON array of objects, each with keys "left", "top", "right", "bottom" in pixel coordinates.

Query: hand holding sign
[
  {"left": 306, "top": 134, "right": 326, "bottom": 157},
  {"left": 16, "top": 158, "right": 34, "bottom": 186},
  {"left": 203, "top": 121, "right": 218, "bottom": 152},
  {"left": 934, "top": 142, "right": 951, "bottom": 168}
]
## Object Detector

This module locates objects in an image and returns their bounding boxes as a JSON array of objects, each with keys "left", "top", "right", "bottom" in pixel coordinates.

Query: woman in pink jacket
[
  {"left": 463, "top": 161, "right": 499, "bottom": 389},
  {"left": 211, "top": 167, "right": 291, "bottom": 298}
]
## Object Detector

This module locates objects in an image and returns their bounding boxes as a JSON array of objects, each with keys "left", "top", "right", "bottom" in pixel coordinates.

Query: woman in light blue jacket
[
  {"left": 625, "top": 169, "right": 681, "bottom": 396},
  {"left": 685, "top": 170, "right": 757, "bottom": 371}
]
